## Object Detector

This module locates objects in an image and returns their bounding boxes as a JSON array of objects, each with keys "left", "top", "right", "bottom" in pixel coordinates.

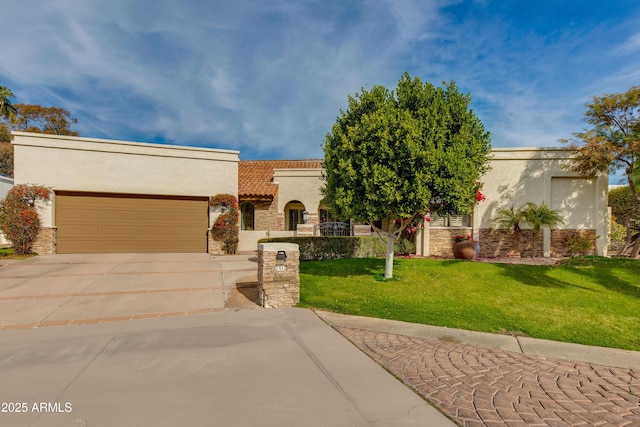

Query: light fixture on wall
[{"left": 302, "top": 210, "right": 309, "bottom": 224}]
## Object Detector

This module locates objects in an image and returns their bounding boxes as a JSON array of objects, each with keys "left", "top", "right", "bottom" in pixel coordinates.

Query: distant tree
[
  {"left": 563, "top": 86, "right": 640, "bottom": 256},
  {"left": 609, "top": 186, "right": 640, "bottom": 253},
  {"left": 0, "top": 102, "right": 80, "bottom": 176},
  {"left": 0, "top": 86, "right": 17, "bottom": 120},
  {"left": 0, "top": 142, "right": 13, "bottom": 177},
  {"left": 10, "top": 104, "right": 79, "bottom": 136},
  {"left": 0, "top": 185, "right": 51, "bottom": 254},
  {"left": 323, "top": 72, "right": 491, "bottom": 278},
  {"left": 0, "top": 87, "right": 16, "bottom": 175}
]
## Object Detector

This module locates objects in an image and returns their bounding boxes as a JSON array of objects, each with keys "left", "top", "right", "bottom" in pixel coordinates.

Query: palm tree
[
  {"left": 0, "top": 86, "right": 18, "bottom": 120},
  {"left": 490, "top": 206, "right": 525, "bottom": 256},
  {"left": 521, "top": 202, "right": 565, "bottom": 257}
]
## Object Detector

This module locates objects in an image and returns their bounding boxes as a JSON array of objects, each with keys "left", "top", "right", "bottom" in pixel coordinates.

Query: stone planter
[{"left": 452, "top": 240, "right": 480, "bottom": 260}]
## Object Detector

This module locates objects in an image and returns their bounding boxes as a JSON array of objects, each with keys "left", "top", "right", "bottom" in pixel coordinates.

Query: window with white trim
[{"left": 430, "top": 213, "right": 471, "bottom": 227}]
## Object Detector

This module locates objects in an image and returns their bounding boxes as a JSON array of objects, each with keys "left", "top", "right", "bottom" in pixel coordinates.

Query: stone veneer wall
[
  {"left": 258, "top": 243, "right": 300, "bottom": 308},
  {"left": 478, "top": 229, "right": 595, "bottom": 258},
  {"left": 478, "top": 229, "right": 524, "bottom": 257},
  {"left": 254, "top": 197, "right": 279, "bottom": 231},
  {"left": 207, "top": 231, "right": 225, "bottom": 255},
  {"left": 550, "top": 229, "right": 596, "bottom": 257},
  {"left": 428, "top": 228, "right": 473, "bottom": 257},
  {"left": 32, "top": 227, "right": 57, "bottom": 255}
]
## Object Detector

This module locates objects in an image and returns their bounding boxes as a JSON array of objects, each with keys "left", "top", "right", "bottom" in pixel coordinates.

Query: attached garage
[
  {"left": 56, "top": 191, "right": 209, "bottom": 253},
  {"left": 55, "top": 192, "right": 209, "bottom": 253},
  {"left": 12, "top": 132, "right": 239, "bottom": 255}
]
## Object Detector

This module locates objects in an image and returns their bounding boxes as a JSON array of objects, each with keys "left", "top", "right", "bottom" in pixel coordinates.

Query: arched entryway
[{"left": 285, "top": 200, "right": 306, "bottom": 231}]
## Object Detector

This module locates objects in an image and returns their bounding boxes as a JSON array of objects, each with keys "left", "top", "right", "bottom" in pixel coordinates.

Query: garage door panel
[
  {"left": 101, "top": 209, "right": 139, "bottom": 221},
  {"left": 59, "top": 208, "right": 100, "bottom": 221},
  {"left": 58, "top": 224, "right": 101, "bottom": 235},
  {"left": 55, "top": 193, "right": 208, "bottom": 253},
  {"left": 100, "top": 225, "right": 139, "bottom": 235}
]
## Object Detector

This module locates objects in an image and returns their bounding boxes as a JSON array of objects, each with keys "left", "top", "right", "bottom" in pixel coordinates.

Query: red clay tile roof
[{"left": 239, "top": 160, "right": 323, "bottom": 198}]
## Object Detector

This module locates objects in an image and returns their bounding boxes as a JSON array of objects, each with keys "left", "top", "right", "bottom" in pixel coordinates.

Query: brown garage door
[{"left": 55, "top": 192, "right": 209, "bottom": 253}]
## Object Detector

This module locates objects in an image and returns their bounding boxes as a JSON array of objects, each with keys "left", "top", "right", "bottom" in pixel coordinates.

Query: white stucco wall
[
  {"left": 274, "top": 168, "right": 325, "bottom": 215},
  {"left": 475, "top": 148, "right": 608, "bottom": 256},
  {"left": 0, "top": 176, "right": 13, "bottom": 198},
  {"left": 12, "top": 132, "right": 239, "bottom": 228}
]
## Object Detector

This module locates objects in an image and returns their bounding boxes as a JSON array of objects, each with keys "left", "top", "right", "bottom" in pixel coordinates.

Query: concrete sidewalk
[
  {"left": 316, "top": 311, "right": 640, "bottom": 370},
  {"left": 0, "top": 308, "right": 454, "bottom": 427}
]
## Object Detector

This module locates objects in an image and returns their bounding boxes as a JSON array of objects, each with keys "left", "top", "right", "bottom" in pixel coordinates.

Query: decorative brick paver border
[{"left": 337, "top": 327, "right": 640, "bottom": 427}]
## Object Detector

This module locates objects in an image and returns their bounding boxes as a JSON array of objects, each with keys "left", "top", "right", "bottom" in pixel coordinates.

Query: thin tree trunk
[
  {"left": 514, "top": 230, "right": 523, "bottom": 257},
  {"left": 384, "top": 235, "right": 395, "bottom": 279}
]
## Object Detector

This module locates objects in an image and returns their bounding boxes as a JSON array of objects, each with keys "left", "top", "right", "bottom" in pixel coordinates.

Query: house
[
  {"left": 416, "top": 148, "right": 608, "bottom": 257},
  {"left": 12, "top": 132, "right": 238, "bottom": 255},
  {"left": 237, "top": 149, "right": 608, "bottom": 257},
  {"left": 12, "top": 131, "right": 608, "bottom": 257},
  {"left": 237, "top": 160, "right": 326, "bottom": 252}
]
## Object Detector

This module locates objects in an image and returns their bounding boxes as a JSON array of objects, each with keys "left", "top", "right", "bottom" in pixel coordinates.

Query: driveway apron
[{"left": 0, "top": 254, "right": 259, "bottom": 329}]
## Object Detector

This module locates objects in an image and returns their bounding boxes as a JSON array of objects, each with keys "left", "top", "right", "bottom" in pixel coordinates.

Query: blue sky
[{"left": 1, "top": 0, "right": 639, "bottom": 173}]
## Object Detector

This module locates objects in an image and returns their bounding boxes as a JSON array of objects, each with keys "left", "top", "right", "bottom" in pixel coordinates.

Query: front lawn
[
  {"left": 299, "top": 257, "right": 640, "bottom": 351},
  {"left": 0, "top": 247, "right": 37, "bottom": 260}
]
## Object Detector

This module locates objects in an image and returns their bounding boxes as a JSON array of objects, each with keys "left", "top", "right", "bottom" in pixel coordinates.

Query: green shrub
[
  {"left": 210, "top": 194, "right": 239, "bottom": 254},
  {"left": 0, "top": 184, "right": 50, "bottom": 254},
  {"left": 395, "top": 238, "right": 416, "bottom": 256},
  {"left": 610, "top": 220, "right": 627, "bottom": 242},
  {"left": 565, "top": 233, "right": 594, "bottom": 257},
  {"left": 259, "top": 236, "right": 386, "bottom": 261}
]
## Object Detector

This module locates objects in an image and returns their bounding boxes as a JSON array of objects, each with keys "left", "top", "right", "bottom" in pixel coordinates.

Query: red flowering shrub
[
  {"left": 209, "top": 194, "right": 239, "bottom": 254},
  {"left": 0, "top": 184, "right": 50, "bottom": 254}
]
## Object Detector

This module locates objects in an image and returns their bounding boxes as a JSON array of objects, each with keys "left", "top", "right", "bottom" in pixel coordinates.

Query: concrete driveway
[
  {"left": 0, "top": 253, "right": 453, "bottom": 426},
  {"left": 0, "top": 253, "right": 260, "bottom": 329}
]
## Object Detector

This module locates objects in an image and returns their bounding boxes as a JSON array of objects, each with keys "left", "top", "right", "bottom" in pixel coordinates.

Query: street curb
[{"left": 315, "top": 311, "right": 640, "bottom": 370}]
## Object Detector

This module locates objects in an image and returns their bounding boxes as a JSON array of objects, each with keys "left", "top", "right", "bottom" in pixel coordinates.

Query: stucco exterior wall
[
  {"left": 12, "top": 132, "right": 240, "bottom": 229},
  {"left": 274, "top": 168, "right": 325, "bottom": 218},
  {"left": 475, "top": 148, "right": 608, "bottom": 256}
]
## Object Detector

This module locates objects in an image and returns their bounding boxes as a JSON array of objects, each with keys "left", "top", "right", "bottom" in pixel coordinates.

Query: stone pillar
[
  {"left": 32, "top": 227, "right": 57, "bottom": 255},
  {"left": 258, "top": 243, "right": 300, "bottom": 308}
]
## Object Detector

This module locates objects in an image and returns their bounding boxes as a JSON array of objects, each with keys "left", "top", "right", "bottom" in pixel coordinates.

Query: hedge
[{"left": 258, "top": 236, "right": 386, "bottom": 261}]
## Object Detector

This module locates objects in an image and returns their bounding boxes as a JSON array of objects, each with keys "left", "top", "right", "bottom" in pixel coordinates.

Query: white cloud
[{"left": 1, "top": 0, "right": 639, "bottom": 160}]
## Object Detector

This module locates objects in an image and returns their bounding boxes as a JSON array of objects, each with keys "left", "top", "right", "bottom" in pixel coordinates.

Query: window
[
  {"left": 240, "top": 202, "right": 255, "bottom": 230},
  {"left": 319, "top": 207, "right": 337, "bottom": 223},
  {"left": 288, "top": 209, "right": 304, "bottom": 230},
  {"left": 430, "top": 213, "right": 471, "bottom": 227}
]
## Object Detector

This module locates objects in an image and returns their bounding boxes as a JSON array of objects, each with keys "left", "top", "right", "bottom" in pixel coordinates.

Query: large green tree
[
  {"left": 563, "top": 86, "right": 640, "bottom": 256},
  {"left": 323, "top": 73, "right": 492, "bottom": 278}
]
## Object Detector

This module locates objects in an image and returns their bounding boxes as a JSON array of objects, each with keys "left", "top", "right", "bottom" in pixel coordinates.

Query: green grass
[
  {"left": 0, "top": 247, "right": 36, "bottom": 259},
  {"left": 299, "top": 256, "right": 640, "bottom": 351}
]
